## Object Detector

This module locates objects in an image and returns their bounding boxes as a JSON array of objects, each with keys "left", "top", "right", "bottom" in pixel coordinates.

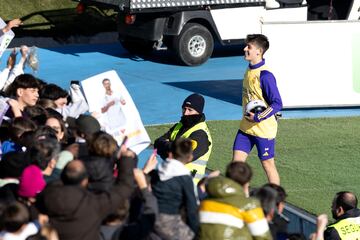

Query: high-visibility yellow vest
[
  {"left": 328, "top": 217, "right": 360, "bottom": 240},
  {"left": 170, "top": 121, "right": 212, "bottom": 184}
]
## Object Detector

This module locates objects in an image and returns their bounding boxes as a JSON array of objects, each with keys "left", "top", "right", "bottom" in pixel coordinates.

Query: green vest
[
  {"left": 170, "top": 121, "right": 212, "bottom": 183},
  {"left": 328, "top": 217, "right": 360, "bottom": 240}
]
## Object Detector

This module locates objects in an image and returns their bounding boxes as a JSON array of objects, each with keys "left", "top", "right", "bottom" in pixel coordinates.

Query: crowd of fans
[
  {"left": 0, "top": 47, "right": 279, "bottom": 240},
  {"left": 0, "top": 19, "right": 359, "bottom": 240},
  {"left": 0, "top": 65, "right": 357, "bottom": 240}
]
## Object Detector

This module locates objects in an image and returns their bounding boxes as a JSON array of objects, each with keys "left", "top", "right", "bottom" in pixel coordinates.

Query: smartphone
[
  {"left": 116, "top": 136, "right": 128, "bottom": 159},
  {"left": 121, "top": 136, "right": 128, "bottom": 146}
]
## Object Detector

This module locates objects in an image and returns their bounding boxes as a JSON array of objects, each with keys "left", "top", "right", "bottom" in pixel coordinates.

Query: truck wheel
[
  {"left": 120, "top": 38, "right": 154, "bottom": 55},
  {"left": 173, "top": 23, "right": 214, "bottom": 66}
]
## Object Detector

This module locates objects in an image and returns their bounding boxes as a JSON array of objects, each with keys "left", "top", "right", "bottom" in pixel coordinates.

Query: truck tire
[
  {"left": 173, "top": 23, "right": 214, "bottom": 66},
  {"left": 120, "top": 38, "right": 154, "bottom": 55}
]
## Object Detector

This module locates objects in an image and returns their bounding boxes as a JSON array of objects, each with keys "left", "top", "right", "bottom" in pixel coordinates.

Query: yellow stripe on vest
[
  {"left": 242, "top": 207, "right": 266, "bottom": 223},
  {"left": 200, "top": 200, "right": 244, "bottom": 220},
  {"left": 169, "top": 121, "right": 212, "bottom": 184},
  {"left": 200, "top": 200, "right": 265, "bottom": 224}
]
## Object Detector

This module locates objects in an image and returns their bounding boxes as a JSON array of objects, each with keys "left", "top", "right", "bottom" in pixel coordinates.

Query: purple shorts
[{"left": 233, "top": 130, "right": 275, "bottom": 161}]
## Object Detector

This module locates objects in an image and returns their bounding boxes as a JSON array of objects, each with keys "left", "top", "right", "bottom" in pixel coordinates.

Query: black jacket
[
  {"left": 107, "top": 188, "right": 159, "bottom": 240},
  {"left": 269, "top": 213, "right": 289, "bottom": 240},
  {"left": 82, "top": 155, "right": 115, "bottom": 193},
  {"left": 324, "top": 208, "right": 360, "bottom": 240},
  {"left": 154, "top": 114, "right": 210, "bottom": 160},
  {"left": 36, "top": 156, "right": 136, "bottom": 240},
  {"left": 149, "top": 160, "right": 199, "bottom": 233}
]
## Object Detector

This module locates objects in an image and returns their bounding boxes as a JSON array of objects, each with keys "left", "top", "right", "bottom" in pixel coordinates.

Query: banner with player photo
[
  {"left": 81, "top": 70, "right": 150, "bottom": 154},
  {"left": 0, "top": 17, "right": 15, "bottom": 58}
]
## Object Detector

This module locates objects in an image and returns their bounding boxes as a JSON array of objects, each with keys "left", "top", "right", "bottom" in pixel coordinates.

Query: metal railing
[{"left": 284, "top": 202, "right": 317, "bottom": 238}]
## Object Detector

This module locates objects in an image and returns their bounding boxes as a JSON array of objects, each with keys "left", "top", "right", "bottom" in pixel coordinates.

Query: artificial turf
[
  {"left": 146, "top": 117, "right": 360, "bottom": 217},
  {"left": 1, "top": 0, "right": 116, "bottom": 36},
  {"left": 1, "top": 0, "right": 77, "bottom": 23}
]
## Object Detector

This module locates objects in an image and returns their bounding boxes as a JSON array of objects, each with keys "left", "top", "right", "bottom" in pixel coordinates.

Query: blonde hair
[{"left": 89, "top": 131, "right": 118, "bottom": 158}]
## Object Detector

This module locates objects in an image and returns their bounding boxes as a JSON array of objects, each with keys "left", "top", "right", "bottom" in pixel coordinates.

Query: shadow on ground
[
  {"left": 44, "top": 42, "right": 245, "bottom": 65},
  {"left": 165, "top": 79, "right": 243, "bottom": 105},
  {"left": 10, "top": 7, "right": 117, "bottom": 41}
]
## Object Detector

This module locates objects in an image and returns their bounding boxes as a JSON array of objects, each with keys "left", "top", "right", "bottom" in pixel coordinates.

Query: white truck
[{"left": 75, "top": 0, "right": 360, "bottom": 66}]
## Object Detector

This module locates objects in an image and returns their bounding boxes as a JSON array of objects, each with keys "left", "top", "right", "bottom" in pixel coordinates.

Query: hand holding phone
[{"left": 143, "top": 148, "right": 158, "bottom": 174}]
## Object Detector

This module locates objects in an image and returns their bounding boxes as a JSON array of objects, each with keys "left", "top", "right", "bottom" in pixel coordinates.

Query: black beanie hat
[{"left": 182, "top": 93, "right": 204, "bottom": 114}]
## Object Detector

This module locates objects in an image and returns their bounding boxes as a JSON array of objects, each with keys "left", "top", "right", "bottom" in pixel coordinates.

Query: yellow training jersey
[{"left": 240, "top": 63, "right": 278, "bottom": 139}]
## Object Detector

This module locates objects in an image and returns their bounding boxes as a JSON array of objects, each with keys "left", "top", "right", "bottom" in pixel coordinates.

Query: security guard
[
  {"left": 324, "top": 191, "right": 360, "bottom": 240},
  {"left": 154, "top": 93, "right": 212, "bottom": 184}
]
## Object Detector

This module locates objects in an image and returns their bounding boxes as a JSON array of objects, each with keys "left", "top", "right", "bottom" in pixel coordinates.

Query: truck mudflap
[{"left": 117, "top": 12, "right": 166, "bottom": 41}]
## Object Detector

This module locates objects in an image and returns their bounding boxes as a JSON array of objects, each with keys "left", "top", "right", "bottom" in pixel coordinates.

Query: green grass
[
  {"left": 146, "top": 117, "right": 360, "bottom": 217},
  {"left": 1, "top": 0, "right": 77, "bottom": 23}
]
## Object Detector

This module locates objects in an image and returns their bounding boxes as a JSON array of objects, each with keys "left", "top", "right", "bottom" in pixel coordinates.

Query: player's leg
[
  {"left": 233, "top": 150, "right": 248, "bottom": 162},
  {"left": 233, "top": 130, "right": 254, "bottom": 196},
  {"left": 255, "top": 137, "right": 280, "bottom": 185},
  {"left": 232, "top": 130, "right": 253, "bottom": 162},
  {"left": 261, "top": 158, "right": 280, "bottom": 185}
]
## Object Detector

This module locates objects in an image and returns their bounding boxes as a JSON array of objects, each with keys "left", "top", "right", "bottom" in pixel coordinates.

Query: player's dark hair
[{"left": 245, "top": 34, "right": 270, "bottom": 55}]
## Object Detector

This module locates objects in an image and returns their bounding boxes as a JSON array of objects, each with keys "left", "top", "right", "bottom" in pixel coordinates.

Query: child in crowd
[
  {"left": 150, "top": 138, "right": 199, "bottom": 240},
  {"left": 0, "top": 202, "right": 40, "bottom": 240}
]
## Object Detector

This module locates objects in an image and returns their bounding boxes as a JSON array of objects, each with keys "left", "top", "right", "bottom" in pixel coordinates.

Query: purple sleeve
[{"left": 254, "top": 70, "right": 283, "bottom": 122}]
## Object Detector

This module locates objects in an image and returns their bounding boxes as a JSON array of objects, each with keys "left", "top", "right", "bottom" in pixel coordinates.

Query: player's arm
[
  {"left": 254, "top": 70, "right": 283, "bottom": 122},
  {"left": 188, "top": 130, "right": 210, "bottom": 161}
]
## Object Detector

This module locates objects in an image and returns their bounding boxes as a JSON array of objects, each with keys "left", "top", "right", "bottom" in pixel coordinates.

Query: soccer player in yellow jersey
[{"left": 233, "top": 34, "right": 283, "bottom": 185}]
